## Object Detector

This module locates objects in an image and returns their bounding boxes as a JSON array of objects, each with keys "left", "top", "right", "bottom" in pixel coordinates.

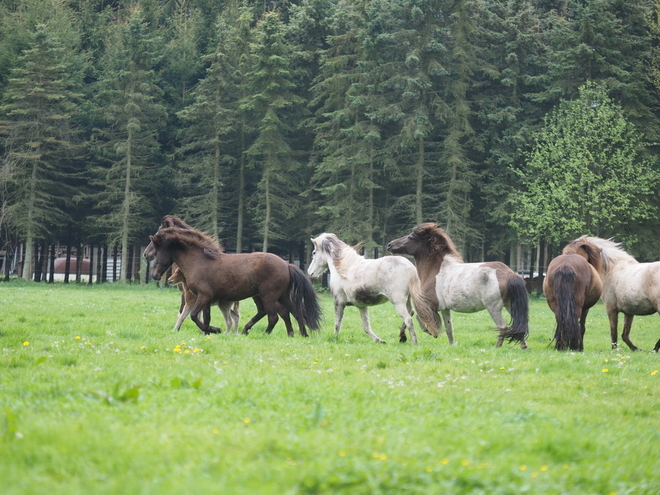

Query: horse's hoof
[
  {"left": 399, "top": 336, "right": 407, "bottom": 343},
  {"left": 377, "top": 340, "right": 387, "bottom": 344}
]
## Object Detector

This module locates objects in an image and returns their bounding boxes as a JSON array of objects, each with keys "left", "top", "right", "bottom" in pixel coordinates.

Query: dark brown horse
[
  {"left": 145, "top": 227, "right": 322, "bottom": 336},
  {"left": 544, "top": 241, "right": 603, "bottom": 351},
  {"left": 388, "top": 223, "right": 529, "bottom": 348}
]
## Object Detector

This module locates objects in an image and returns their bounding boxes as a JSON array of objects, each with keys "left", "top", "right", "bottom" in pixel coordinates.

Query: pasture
[{"left": 1, "top": 282, "right": 658, "bottom": 494}]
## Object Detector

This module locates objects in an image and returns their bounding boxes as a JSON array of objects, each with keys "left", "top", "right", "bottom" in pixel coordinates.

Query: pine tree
[
  {"left": 241, "top": 11, "right": 306, "bottom": 252},
  {"left": 176, "top": 18, "right": 239, "bottom": 241},
  {"left": 0, "top": 23, "right": 83, "bottom": 280},
  {"left": 90, "top": 7, "right": 167, "bottom": 281}
]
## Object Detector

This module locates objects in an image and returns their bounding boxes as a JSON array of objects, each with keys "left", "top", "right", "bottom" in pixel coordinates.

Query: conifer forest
[{"left": 2, "top": 0, "right": 660, "bottom": 281}]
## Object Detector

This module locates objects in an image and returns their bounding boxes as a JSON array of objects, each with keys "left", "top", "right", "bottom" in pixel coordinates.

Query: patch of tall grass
[{"left": 1, "top": 281, "right": 658, "bottom": 494}]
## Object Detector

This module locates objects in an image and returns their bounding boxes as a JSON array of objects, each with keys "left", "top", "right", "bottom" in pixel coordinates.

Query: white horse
[
  {"left": 168, "top": 266, "right": 241, "bottom": 334},
  {"left": 387, "top": 223, "right": 529, "bottom": 348},
  {"left": 308, "top": 233, "right": 437, "bottom": 344},
  {"left": 565, "top": 236, "right": 660, "bottom": 351}
]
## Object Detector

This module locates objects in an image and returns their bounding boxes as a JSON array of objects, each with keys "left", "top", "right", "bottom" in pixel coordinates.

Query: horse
[
  {"left": 168, "top": 266, "right": 241, "bottom": 334},
  {"left": 308, "top": 233, "right": 438, "bottom": 344},
  {"left": 563, "top": 236, "right": 660, "bottom": 351},
  {"left": 543, "top": 240, "right": 603, "bottom": 351},
  {"left": 387, "top": 223, "right": 529, "bottom": 348},
  {"left": 145, "top": 226, "right": 322, "bottom": 336}
]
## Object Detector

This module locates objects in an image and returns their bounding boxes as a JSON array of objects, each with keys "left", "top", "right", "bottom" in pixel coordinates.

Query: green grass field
[{"left": 1, "top": 281, "right": 658, "bottom": 494}]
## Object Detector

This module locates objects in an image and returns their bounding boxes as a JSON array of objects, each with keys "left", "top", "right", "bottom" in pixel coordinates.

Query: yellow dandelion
[
  {"left": 425, "top": 467, "right": 433, "bottom": 472},
  {"left": 243, "top": 418, "right": 251, "bottom": 424},
  {"left": 602, "top": 369, "right": 609, "bottom": 373},
  {"left": 339, "top": 451, "right": 346, "bottom": 457},
  {"left": 540, "top": 465, "right": 548, "bottom": 472},
  {"left": 651, "top": 370, "right": 658, "bottom": 376},
  {"left": 461, "top": 460, "right": 469, "bottom": 466},
  {"left": 500, "top": 367, "right": 505, "bottom": 370},
  {"left": 531, "top": 472, "right": 538, "bottom": 478},
  {"left": 193, "top": 348, "right": 201, "bottom": 353},
  {"left": 22, "top": 341, "right": 29, "bottom": 346},
  {"left": 441, "top": 458, "right": 449, "bottom": 465},
  {"left": 380, "top": 454, "right": 388, "bottom": 460},
  {"left": 75, "top": 336, "right": 81, "bottom": 340},
  {"left": 140, "top": 346, "right": 146, "bottom": 349},
  {"left": 563, "top": 464, "right": 570, "bottom": 469},
  {"left": 520, "top": 465, "right": 527, "bottom": 471},
  {"left": 372, "top": 453, "right": 380, "bottom": 459},
  {"left": 212, "top": 428, "right": 219, "bottom": 434},
  {"left": 184, "top": 350, "right": 190, "bottom": 354}
]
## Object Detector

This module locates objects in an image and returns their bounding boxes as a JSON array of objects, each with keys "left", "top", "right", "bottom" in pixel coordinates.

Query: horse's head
[
  {"left": 143, "top": 240, "right": 157, "bottom": 261},
  {"left": 148, "top": 233, "right": 175, "bottom": 280},
  {"left": 308, "top": 235, "right": 332, "bottom": 278},
  {"left": 167, "top": 266, "right": 185, "bottom": 286},
  {"left": 564, "top": 237, "right": 604, "bottom": 273},
  {"left": 388, "top": 223, "right": 460, "bottom": 261}
]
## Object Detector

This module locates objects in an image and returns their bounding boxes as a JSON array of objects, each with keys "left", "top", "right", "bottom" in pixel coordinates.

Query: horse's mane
[
  {"left": 160, "top": 215, "right": 194, "bottom": 230},
  {"left": 565, "top": 236, "right": 636, "bottom": 274},
  {"left": 152, "top": 227, "right": 224, "bottom": 257},
  {"left": 413, "top": 223, "right": 463, "bottom": 262},
  {"left": 316, "top": 233, "right": 363, "bottom": 277}
]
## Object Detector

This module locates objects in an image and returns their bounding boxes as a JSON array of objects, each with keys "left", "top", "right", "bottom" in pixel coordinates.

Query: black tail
[
  {"left": 503, "top": 276, "right": 529, "bottom": 342},
  {"left": 288, "top": 265, "right": 323, "bottom": 331},
  {"left": 552, "top": 266, "right": 582, "bottom": 351}
]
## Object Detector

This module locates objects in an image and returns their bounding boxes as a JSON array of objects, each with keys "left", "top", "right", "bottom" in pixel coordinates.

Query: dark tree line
[{"left": 1, "top": 0, "right": 660, "bottom": 282}]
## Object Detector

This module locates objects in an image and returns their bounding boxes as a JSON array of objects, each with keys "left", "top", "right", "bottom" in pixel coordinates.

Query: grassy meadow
[{"left": 1, "top": 281, "right": 659, "bottom": 494}]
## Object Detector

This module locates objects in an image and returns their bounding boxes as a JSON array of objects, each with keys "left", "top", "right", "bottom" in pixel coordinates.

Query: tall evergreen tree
[
  {"left": 176, "top": 18, "right": 239, "bottom": 241},
  {"left": 0, "top": 23, "right": 83, "bottom": 280},
  {"left": 90, "top": 7, "right": 167, "bottom": 281},
  {"left": 241, "top": 11, "right": 305, "bottom": 252}
]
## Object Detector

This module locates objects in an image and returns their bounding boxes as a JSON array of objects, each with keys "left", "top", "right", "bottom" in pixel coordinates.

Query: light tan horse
[
  {"left": 564, "top": 236, "right": 660, "bottom": 351},
  {"left": 388, "top": 223, "right": 529, "bottom": 348},
  {"left": 544, "top": 240, "right": 603, "bottom": 351}
]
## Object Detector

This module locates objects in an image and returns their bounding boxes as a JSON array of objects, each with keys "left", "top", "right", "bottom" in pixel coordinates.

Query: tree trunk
[{"left": 121, "top": 127, "right": 133, "bottom": 282}]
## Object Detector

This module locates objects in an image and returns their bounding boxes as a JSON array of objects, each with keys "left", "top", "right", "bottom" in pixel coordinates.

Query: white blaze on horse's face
[{"left": 307, "top": 237, "right": 328, "bottom": 278}]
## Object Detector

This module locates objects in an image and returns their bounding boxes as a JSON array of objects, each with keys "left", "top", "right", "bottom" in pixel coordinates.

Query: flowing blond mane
[{"left": 571, "top": 236, "right": 637, "bottom": 274}]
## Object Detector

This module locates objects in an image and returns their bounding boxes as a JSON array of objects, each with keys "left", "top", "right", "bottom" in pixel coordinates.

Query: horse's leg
[
  {"left": 578, "top": 308, "right": 589, "bottom": 352},
  {"left": 607, "top": 308, "right": 619, "bottom": 348},
  {"left": 230, "top": 302, "right": 240, "bottom": 334},
  {"left": 172, "top": 305, "right": 191, "bottom": 332},
  {"left": 278, "top": 309, "right": 295, "bottom": 338},
  {"left": 334, "top": 301, "right": 345, "bottom": 337},
  {"left": 358, "top": 307, "right": 386, "bottom": 344},
  {"left": 489, "top": 307, "right": 509, "bottom": 348},
  {"left": 218, "top": 301, "right": 233, "bottom": 334},
  {"left": 393, "top": 297, "right": 417, "bottom": 344},
  {"left": 441, "top": 309, "right": 454, "bottom": 345},
  {"left": 189, "top": 296, "right": 221, "bottom": 335},
  {"left": 242, "top": 297, "right": 266, "bottom": 335},
  {"left": 621, "top": 313, "right": 640, "bottom": 351}
]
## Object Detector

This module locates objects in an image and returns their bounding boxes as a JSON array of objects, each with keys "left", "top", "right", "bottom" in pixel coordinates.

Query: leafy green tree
[
  {"left": 510, "top": 82, "right": 659, "bottom": 246},
  {"left": 90, "top": 7, "right": 167, "bottom": 281},
  {"left": 0, "top": 23, "right": 84, "bottom": 280}
]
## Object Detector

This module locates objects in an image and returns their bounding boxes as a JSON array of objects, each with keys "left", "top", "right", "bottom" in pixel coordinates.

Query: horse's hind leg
[
  {"left": 621, "top": 314, "right": 640, "bottom": 351},
  {"left": 607, "top": 308, "right": 620, "bottom": 348},
  {"left": 358, "top": 307, "right": 385, "bottom": 344},
  {"left": 441, "top": 310, "right": 454, "bottom": 345},
  {"left": 393, "top": 298, "right": 417, "bottom": 344},
  {"left": 242, "top": 298, "right": 266, "bottom": 335},
  {"left": 189, "top": 297, "right": 221, "bottom": 335}
]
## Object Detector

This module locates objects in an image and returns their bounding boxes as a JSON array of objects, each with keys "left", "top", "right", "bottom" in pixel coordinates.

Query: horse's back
[
  {"left": 606, "top": 261, "right": 660, "bottom": 314},
  {"left": 437, "top": 261, "right": 507, "bottom": 312}
]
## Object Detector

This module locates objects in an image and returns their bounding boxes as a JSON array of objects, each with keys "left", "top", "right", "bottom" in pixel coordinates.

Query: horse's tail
[
  {"left": 503, "top": 276, "right": 529, "bottom": 342},
  {"left": 288, "top": 264, "right": 323, "bottom": 331},
  {"left": 551, "top": 266, "right": 582, "bottom": 351},
  {"left": 408, "top": 275, "right": 440, "bottom": 338}
]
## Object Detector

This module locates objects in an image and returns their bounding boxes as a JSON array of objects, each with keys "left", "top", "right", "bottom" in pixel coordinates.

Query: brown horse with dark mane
[
  {"left": 145, "top": 226, "right": 322, "bottom": 336},
  {"left": 544, "top": 240, "right": 603, "bottom": 351},
  {"left": 388, "top": 223, "right": 529, "bottom": 348}
]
